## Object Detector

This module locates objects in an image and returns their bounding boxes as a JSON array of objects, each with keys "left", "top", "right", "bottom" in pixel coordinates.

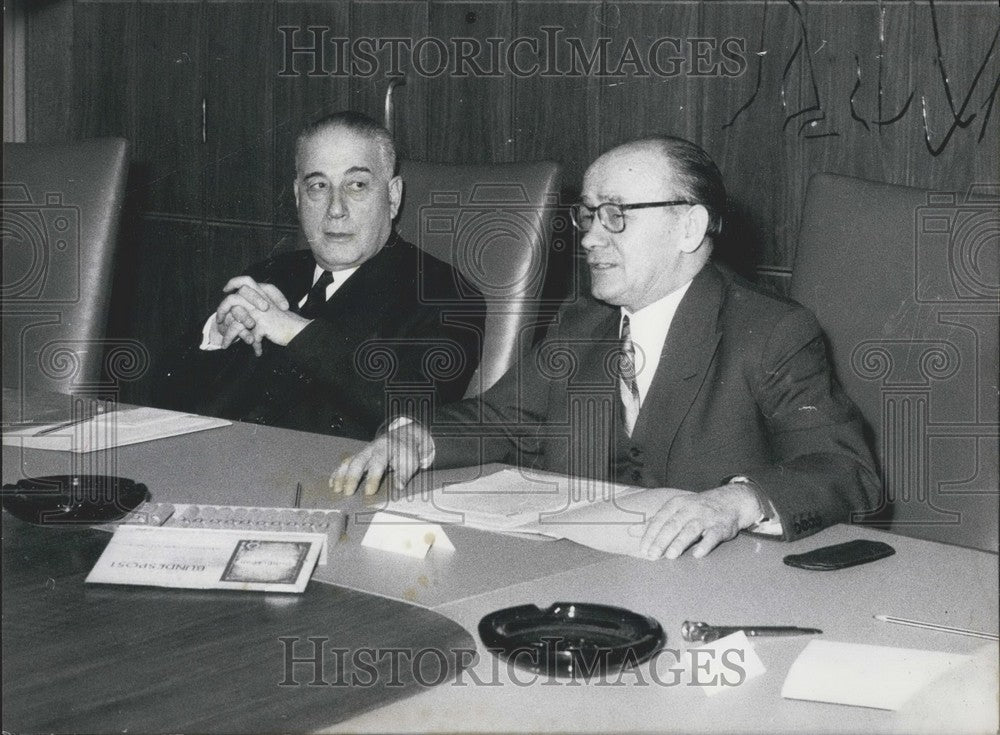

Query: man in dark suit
[
  {"left": 332, "top": 137, "right": 879, "bottom": 559},
  {"left": 161, "top": 112, "right": 485, "bottom": 440}
]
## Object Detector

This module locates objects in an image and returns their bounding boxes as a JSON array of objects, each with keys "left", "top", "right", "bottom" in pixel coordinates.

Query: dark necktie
[
  {"left": 299, "top": 270, "right": 334, "bottom": 319},
  {"left": 619, "top": 315, "right": 641, "bottom": 436}
]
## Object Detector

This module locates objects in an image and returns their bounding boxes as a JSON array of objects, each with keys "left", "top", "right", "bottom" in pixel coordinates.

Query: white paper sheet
[
  {"left": 781, "top": 640, "right": 970, "bottom": 710},
  {"left": 382, "top": 468, "right": 678, "bottom": 557},
  {"left": 2, "top": 406, "right": 230, "bottom": 453},
  {"left": 532, "top": 487, "right": 686, "bottom": 558}
]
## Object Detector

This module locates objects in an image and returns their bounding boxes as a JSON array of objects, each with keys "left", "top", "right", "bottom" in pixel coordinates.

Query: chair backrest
[
  {"left": 395, "top": 160, "right": 560, "bottom": 395},
  {"left": 2, "top": 138, "right": 130, "bottom": 395},
  {"left": 791, "top": 173, "right": 999, "bottom": 552}
]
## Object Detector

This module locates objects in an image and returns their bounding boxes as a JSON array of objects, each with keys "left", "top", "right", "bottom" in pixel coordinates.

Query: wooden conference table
[{"left": 2, "top": 395, "right": 998, "bottom": 733}]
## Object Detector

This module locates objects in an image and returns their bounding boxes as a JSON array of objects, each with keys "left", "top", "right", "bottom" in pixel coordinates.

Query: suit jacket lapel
[
  {"left": 541, "top": 303, "right": 619, "bottom": 479},
  {"left": 316, "top": 233, "right": 405, "bottom": 322},
  {"left": 632, "top": 265, "right": 724, "bottom": 461},
  {"left": 577, "top": 305, "right": 621, "bottom": 384},
  {"left": 273, "top": 251, "right": 320, "bottom": 314}
]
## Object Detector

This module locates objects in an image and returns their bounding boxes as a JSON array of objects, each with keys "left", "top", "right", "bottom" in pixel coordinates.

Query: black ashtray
[
  {"left": 1, "top": 475, "right": 149, "bottom": 526},
  {"left": 478, "top": 602, "right": 666, "bottom": 678}
]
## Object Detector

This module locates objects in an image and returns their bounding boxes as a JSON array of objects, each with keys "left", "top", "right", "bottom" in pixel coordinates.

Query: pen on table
[
  {"left": 1, "top": 420, "right": 49, "bottom": 430},
  {"left": 742, "top": 626, "right": 823, "bottom": 638},
  {"left": 294, "top": 482, "right": 303, "bottom": 509},
  {"left": 33, "top": 407, "right": 114, "bottom": 437},
  {"left": 875, "top": 614, "right": 999, "bottom": 641},
  {"left": 682, "top": 621, "right": 822, "bottom": 643}
]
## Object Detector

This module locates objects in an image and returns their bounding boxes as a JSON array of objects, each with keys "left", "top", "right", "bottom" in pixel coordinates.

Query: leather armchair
[
  {"left": 791, "top": 173, "right": 998, "bottom": 551},
  {"left": 2, "top": 138, "right": 131, "bottom": 396},
  {"left": 395, "top": 160, "right": 561, "bottom": 395}
]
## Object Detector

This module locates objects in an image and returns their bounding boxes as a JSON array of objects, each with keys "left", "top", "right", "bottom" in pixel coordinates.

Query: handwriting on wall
[{"left": 723, "top": 0, "right": 998, "bottom": 155}]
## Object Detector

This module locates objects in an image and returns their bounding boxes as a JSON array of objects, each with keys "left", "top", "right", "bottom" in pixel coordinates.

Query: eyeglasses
[{"left": 570, "top": 200, "right": 696, "bottom": 234}]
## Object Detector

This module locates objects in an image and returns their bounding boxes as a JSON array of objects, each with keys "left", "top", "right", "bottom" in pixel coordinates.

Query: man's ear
[
  {"left": 679, "top": 204, "right": 710, "bottom": 253},
  {"left": 293, "top": 179, "right": 300, "bottom": 209},
  {"left": 388, "top": 176, "right": 403, "bottom": 219}
]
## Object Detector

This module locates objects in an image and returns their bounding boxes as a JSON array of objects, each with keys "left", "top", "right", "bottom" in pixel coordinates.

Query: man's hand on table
[
  {"left": 330, "top": 422, "right": 435, "bottom": 496},
  {"left": 331, "top": 429, "right": 764, "bottom": 559},
  {"left": 211, "top": 276, "right": 309, "bottom": 356},
  {"left": 639, "top": 482, "right": 766, "bottom": 560}
]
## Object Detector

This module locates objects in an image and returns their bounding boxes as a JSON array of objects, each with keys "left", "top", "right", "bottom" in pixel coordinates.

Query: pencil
[{"left": 875, "top": 614, "right": 998, "bottom": 641}]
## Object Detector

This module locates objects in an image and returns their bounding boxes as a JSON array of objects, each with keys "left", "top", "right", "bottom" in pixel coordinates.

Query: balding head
[
  {"left": 596, "top": 137, "right": 726, "bottom": 241},
  {"left": 579, "top": 136, "right": 725, "bottom": 311}
]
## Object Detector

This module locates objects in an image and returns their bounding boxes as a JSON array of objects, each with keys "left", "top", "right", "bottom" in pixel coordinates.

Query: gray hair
[{"left": 294, "top": 111, "right": 397, "bottom": 178}]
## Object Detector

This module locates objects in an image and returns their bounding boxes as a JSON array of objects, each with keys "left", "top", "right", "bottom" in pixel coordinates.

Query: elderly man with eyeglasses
[{"left": 332, "top": 136, "right": 880, "bottom": 559}]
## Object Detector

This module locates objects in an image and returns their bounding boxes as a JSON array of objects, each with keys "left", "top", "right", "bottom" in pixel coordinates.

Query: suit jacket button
[
  {"left": 630, "top": 469, "right": 642, "bottom": 484},
  {"left": 330, "top": 415, "right": 344, "bottom": 430},
  {"left": 629, "top": 447, "right": 642, "bottom": 459}
]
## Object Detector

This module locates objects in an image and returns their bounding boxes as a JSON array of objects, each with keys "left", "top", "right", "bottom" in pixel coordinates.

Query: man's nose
[
  {"left": 325, "top": 189, "right": 347, "bottom": 219},
  {"left": 580, "top": 227, "right": 605, "bottom": 251}
]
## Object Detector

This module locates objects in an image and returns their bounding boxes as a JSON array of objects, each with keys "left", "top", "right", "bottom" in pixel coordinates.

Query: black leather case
[{"left": 783, "top": 539, "right": 896, "bottom": 570}]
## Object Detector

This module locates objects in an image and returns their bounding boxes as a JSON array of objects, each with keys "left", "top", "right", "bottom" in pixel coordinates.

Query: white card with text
[{"left": 86, "top": 525, "right": 326, "bottom": 593}]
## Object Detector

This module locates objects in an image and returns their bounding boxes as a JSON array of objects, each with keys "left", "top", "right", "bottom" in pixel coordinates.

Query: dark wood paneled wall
[{"left": 24, "top": 0, "right": 1000, "bottom": 402}]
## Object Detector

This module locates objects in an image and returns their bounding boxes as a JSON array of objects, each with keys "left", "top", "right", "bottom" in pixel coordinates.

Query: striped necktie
[
  {"left": 619, "top": 315, "right": 641, "bottom": 436},
  {"left": 299, "top": 270, "right": 334, "bottom": 319}
]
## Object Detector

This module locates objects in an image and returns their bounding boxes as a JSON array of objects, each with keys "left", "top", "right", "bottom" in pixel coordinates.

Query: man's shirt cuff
[
  {"left": 749, "top": 515, "right": 784, "bottom": 536},
  {"left": 728, "top": 475, "right": 784, "bottom": 536},
  {"left": 199, "top": 314, "right": 224, "bottom": 351}
]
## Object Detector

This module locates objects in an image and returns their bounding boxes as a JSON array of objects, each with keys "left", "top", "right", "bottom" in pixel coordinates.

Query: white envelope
[{"left": 781, "top": 640, "right": 970, "bottom": 710}]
